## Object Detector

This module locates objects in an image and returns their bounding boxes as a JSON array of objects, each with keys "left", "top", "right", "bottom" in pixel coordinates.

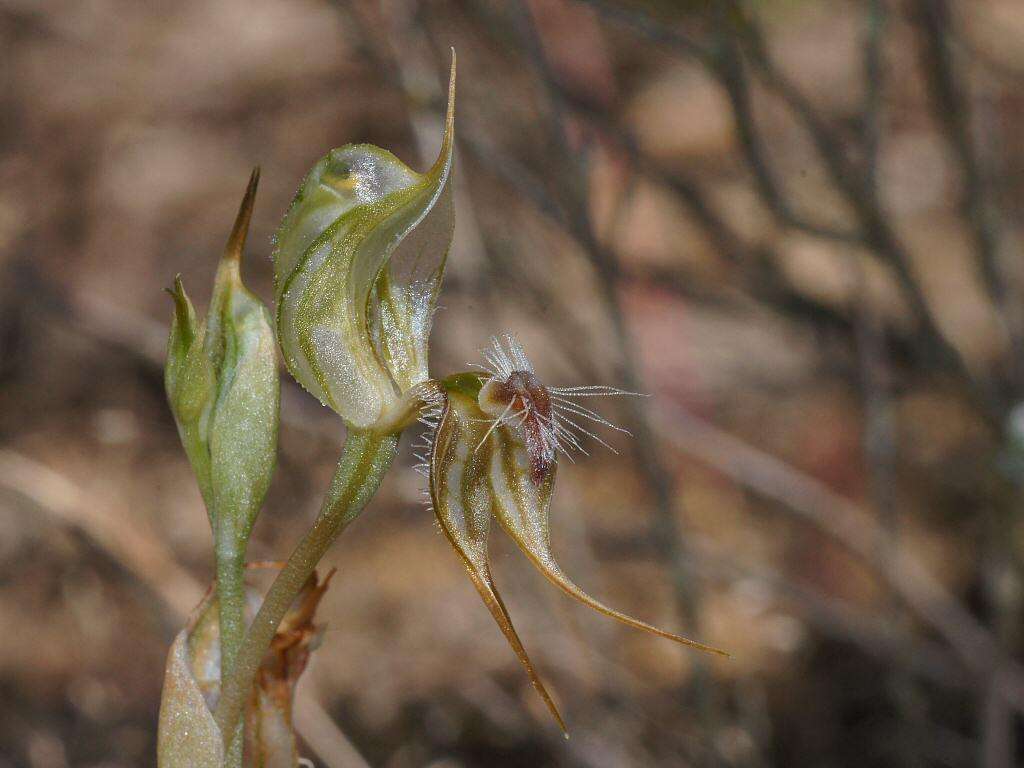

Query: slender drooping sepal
[
  {"left": 429, "top": 374, "right": 567, "bottom": 733},
  {"left": 428, "top": 369, "right": 727, "bottom": 733},
  {"left": 489, "top": 418, "right": 728, "bottom": 657},
  {"left": 272, "top": 55, "right": 456, "bottom": 429},
  {"left": 470, "top": 336, "right": 728, "bottom": 656}
]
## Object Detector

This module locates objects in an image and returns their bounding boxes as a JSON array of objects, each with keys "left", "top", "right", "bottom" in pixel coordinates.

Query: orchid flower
[{"left": 424, "top": 336, "right": 728, "bottom": 732}]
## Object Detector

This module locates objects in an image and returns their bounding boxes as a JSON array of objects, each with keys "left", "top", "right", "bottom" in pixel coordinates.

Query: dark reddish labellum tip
[{"left": 492, "top": 370, "right": 554, "bottom": 484}]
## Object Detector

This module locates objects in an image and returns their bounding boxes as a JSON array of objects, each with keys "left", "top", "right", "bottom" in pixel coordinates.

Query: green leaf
[
  {"left": 208, "top": 290, "right": 278, "bottom": 550},
  {"left": 165, "top": 279, "right": 216, "bottom": 513},
  {"left": 273, "top": 55, "right": 456, "bottom": 429},
  {"left": 165, "top": 275, "right": 197, "bottom": 396}
]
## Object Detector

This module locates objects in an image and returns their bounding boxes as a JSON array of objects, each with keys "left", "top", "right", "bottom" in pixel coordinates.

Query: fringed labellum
[
  {"left": 271, "top": 57, "right": 456, "bottom": 432},
  {"left": 426, "top": 338, "right": 728, "bottom": 733}
]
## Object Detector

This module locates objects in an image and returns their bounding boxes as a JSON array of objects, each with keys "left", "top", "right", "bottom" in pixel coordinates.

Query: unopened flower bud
[{"left": 165, "top": 169, "right": 279, "bottom": 548}]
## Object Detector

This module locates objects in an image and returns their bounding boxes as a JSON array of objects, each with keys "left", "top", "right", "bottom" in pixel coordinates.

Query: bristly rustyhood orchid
[
  {"left": 159, "top": 53, "right": 724, "bottom": 767},
  {"left": 422, "top": 336, "right": 728, "bottom": 732},
  {"left": 199, "top": 57, "right": 458, "bottom": 764}
]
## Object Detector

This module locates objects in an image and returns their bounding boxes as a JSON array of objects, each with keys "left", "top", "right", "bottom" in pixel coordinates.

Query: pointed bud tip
[
  {"left": 165, "top": 275, "right": 196, "bottom": 348},
  {"left": 165, "top": 274, "right": 188, "bottom": 311},
  {"left": 224, "top": 167, "right": 260, "bottom": 263}
]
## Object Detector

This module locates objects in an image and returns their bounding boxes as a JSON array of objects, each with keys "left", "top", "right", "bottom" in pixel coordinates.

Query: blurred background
[{"left": 2, "top": 0, "right": 1024, "bottom": 766}]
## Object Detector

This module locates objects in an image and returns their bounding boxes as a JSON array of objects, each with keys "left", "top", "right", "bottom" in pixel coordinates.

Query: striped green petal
[{"left": 273, "top": 57, "right": 456, "bottom": 429}]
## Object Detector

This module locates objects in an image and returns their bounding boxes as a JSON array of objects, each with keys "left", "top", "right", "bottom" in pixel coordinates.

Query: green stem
[
  {"left": 215, "top": 549, "right": 246, "bottom": 768},
  {"left": 213, "top": 429, "right": 398, "bottom": 745},
  {"left": 216, "top": 551, "right": 246, "bottom": 678}
]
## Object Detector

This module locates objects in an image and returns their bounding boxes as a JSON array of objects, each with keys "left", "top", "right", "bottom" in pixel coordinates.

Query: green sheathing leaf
[{"left": 157, "top": 628, "right": 225, "bottom": 768}]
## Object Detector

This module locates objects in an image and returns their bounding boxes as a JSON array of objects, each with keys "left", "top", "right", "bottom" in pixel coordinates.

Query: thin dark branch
[
  {"left": 593, "top": 529, "right": 971, "bottom": 694},
  {"left": 911, "top": 0, "right": 1000, "bottom": 298},
  {"left": 718, "top": 4, "right": 972, "bottom": 380},
  {"left": 654, "top": 401, "right": 1024, "bottom": 716},
  {"left": 574, "top": 0, "right": 713, "bottom": 64},
  {"left": 708, "top": 11, "right": 863, "bottom": 245},
  {"left": 861, "top": 0, "right": 886, "bottom": 196},
  {"left": 530, "top": 77, "right": 952, "bottom": 379},
  {"left": 728, "top": 4, "right": 1013, "bottom": 434},
  {"left": 910, "top": 0, "right": 1022, "bottom": 387}
]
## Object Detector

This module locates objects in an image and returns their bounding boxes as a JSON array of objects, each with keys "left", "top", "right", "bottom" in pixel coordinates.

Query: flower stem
[
  {"left": 214, "top": 549, "right": 245, "bottom": 768},
  {"left": 215, "top": 551, "right": 246, "bottom": 677},
  {"left": 213, "top": 429, "right": 399, "bottom": 745}
]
